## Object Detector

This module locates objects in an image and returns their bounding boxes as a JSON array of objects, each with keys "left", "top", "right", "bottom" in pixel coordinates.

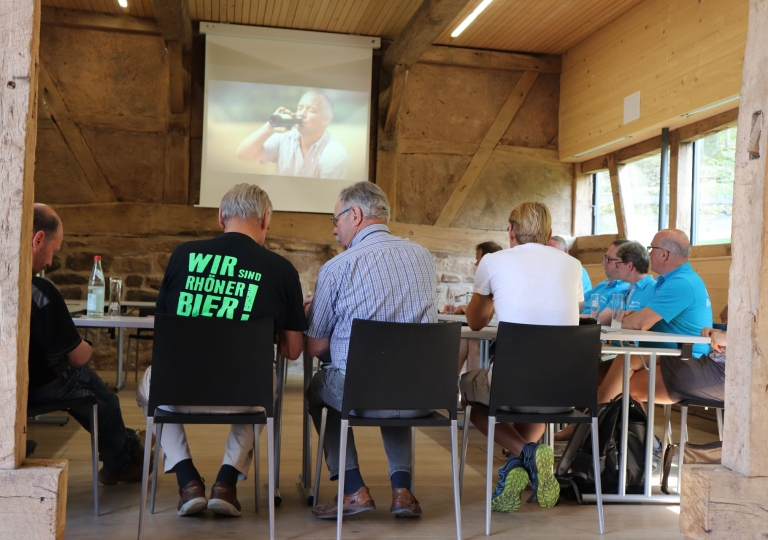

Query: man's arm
[
  {"left": 622, "top": 307, "right": 662, "bottom": 330},
  {"left": 67, "top": 340, "right": 92, "bottom": 368},
  {"left": 236, "top": 107, "right": 290, "bottom": 162},
  {"left": 278, "top": 330, "right": 305, "bottom": 360},
  {"left": 465, "top": 293, "right": 494, "bottom": 330},
  {"left": 306, "top": 336, "right": 330, "bottom": 357}
]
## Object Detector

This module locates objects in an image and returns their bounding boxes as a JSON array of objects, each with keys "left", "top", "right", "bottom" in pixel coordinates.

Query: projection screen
[{"left": 200, "top": 23, "right": 380, "bottom": 213}]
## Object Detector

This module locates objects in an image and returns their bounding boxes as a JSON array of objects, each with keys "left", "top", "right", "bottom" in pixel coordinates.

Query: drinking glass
[
  {"left": 589, "top": 293, "right": 600, "bottom": 320},
  {"left": 108, "top": 277, "right": 122, "bottom": 318},
  {"left": 611, "top": 293, "right": 625, "bottom": 330}
]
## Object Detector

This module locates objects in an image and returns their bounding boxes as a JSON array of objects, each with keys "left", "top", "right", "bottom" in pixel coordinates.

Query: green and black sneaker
[
  {"left": 490, "top": 456, "right": 529, "bottom": 512},
  {"left": 520, "top": 442, "right": 560, "bottom": 509}
]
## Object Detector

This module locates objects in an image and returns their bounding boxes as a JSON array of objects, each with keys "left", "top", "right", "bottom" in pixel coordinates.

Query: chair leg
[
  {"left": 255, "top": 424, "right": 262, "bottom": 512},
  {"left": 663, "top": 405, "right": 672, "bottom": 447},
  {"left": 267, "top": 418, "right": 276, "bottom": 540},
  {"left": 150, "top": 423, "right": 163, "bottom": 514},
  {"left": 125, "top": 338, "right": 131, "bottom": 388},
  {"left": 138, "top": 417, "right": 154, "bottom": 540},
  {"left": 459, "top": 405, "right": 471, "bottom": 497},
  {"left": 135, "top": 337, "right": 141, "bottom": 382},
  {"left": 91, "top": 403, "right": 99, "bottom": 517},
  {"left": 678, "top": 406, "right": 688, "bottom": 493},
  {"left": 337, "top": 419, "right": 349, "bottom": 540},
  {"left": 485, "top": 417, "right": 496, "bottom": 537},
  {"left": 450, "top": 419, "right": 463, "bottom": 540},
  {"left": 411, "top": 426, "right": 416, "bottom": 495},
  {"left": 312, "top": 408, "right": 327, "bottom": 508},
  {"left": 590, "top": 417, "right": 605, "bottom": 534},
  {"left": 716, "top": 408, "right": 723, "bottom": 441}
]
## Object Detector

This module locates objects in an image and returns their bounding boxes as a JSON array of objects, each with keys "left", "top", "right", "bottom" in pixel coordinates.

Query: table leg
[
  {"left": 301, "top": 346, "right": 314, "bottom": 504},
  {"left": 619, "top": 352, "right": 630, "bottom": 497},
  {"left": 115, "top": 328, "right": 125, "bottom": 391},
  {"left": 644, "top": 353, "right": 657, "bottom": 497}
]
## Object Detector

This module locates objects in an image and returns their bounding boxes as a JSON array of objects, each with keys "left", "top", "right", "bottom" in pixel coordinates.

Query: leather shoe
[
  {"left": 98, "top": 463, "right": 143, "bottom": 485},
  {"left": 178, "top": 479, "right": 207, "bottom": 516},
  {"left": 390, "top": 488, "right": 422, "bottom": 518},
  {"left": 312, "top": 486, "right": 375, "bottom": 519},
  {"left": 207, "top": 481, "right": 242, "bottom": 517}
]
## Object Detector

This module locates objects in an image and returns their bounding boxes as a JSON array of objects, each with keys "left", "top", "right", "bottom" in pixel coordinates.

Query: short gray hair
[
  {"left": 220, "top": 183, "right": 273, "bottom": 222},
  {"left": 616, "top": 241, "right": 650, "bottom": 274},
  {"left": 550, "top": 235, "right": 567, "bottom": 250},
  {"left": 338, "top": 182, "right": 390, "bottom": 222},
  {"left": 660, "top": 235, "right": 691, "bottom": 258}
]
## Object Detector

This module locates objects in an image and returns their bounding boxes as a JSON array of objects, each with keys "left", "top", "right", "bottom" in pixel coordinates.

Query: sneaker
[
  {"left": 207, "top": 481, "right": 242, "bottom": 517},
  {"left": 178, "top": 479, "right": 207, "bottom": 516},
  {"left": 491, "top": 456, "right": 529, "bottom": 513},
  {"left": 520, "top": 442, "right": 559, "bottom": 509}
]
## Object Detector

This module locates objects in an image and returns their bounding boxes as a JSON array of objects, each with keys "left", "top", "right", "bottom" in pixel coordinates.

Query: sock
[
  {"left": 390, "top": 471, "right": 411, "bottom": 490},
  {"left": 215, "top": 464, "right": 240, "bottom": 488},
  {"left": 343, "top": 468, "right": 365, "bottom": 495},
  {"left": 172, "top": 459, "right": 201, "bottom": 489}
]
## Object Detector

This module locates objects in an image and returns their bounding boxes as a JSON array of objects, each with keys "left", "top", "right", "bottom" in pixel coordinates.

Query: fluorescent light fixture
[
  {"left": 571, "top": 136, "right": 633, "bottom": 159},
  {"left": 117, "top": 0, "right": 128, "bottom": 7},
  {"left": 681, "top": 94, "right": 740, "bottom": 118},
  {"left": 451, "top": 0, "right": 494, "bottom": 38}
]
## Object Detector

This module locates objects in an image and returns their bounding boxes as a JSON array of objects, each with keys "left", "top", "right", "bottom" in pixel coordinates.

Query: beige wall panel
[
  {"left": 399, "top": 63, "right": 524, "bottom": 145},
  {"left": 560, "top": 0, "right": 748, "bottom": 161},
  {"left": 34, "top": 128, "right": 99, "bottom": 205},
  {"left": 39, "top": 26, "right": 168, "bottom": 118},
  {"left": 450, "top": 148, "right": 572, "bottom": 232},
  {"left": 80, "top": 128, "right": 166, "bottom": 203},
  {"left": 395, "top": 153, "right": 470, "bottom": 225},
  {"left": 500, "top": 72, "right": 559, "bottom": 150}
]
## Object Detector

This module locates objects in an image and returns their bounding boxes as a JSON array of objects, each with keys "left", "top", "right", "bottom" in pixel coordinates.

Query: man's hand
[
  {"left": 465, "top": 293, "right": 494, "bottom": 330},
  {"left": 270, "top": 106, "right": 294, "bottom": 134},
  {"left": 701, "top": 327, "right": 727, "bottom": 352},
  {"left": 621, "top": 307, "right": 662, "bottom": 330}
]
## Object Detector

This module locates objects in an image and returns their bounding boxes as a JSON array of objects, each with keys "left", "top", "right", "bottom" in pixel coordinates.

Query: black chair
[
  {"left": 28, "top": 396, "right": 99, "bottom": 516},
  {"left": 459, "top": 322, "right": 604, "bottom": 536},
  {"left": 137, "top": 314, "right": 276, "bottom": 540},
  {"left": 125, "top": 298, "right": 158, "bottom": 383},
  {"left": 312, "top": 319, "right": 463, "bottom": 540}
]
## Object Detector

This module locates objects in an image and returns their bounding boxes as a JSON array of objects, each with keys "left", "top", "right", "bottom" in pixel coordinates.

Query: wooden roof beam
[{"left": 152, "top": 0, "right": 192, "bottom": 52}]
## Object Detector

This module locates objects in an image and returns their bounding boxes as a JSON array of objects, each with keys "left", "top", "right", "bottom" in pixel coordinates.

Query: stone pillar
[{"left": 680, "top": 0, "right": 768, "bottom": 537}]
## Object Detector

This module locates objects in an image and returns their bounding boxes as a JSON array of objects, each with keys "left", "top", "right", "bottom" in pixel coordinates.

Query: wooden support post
[
  {"left": 571, "top": 162, "right": 593, "bottom": 237},
  {"left": 1, "top": 0, "right": 40, "bottom": 470},
  {"left": 435, "top": 71, "right": 539, "bottom": 227},
  {"left": 680, "top": 0, "right": 768, "bottom": 537},
  {"left": 376, "top": 124, "right": 400, "bottom": 221},
  {"left": 383, "top": 64, "right": 407, "bottom": 133},
  {"left": 606, "top": 153, "right": 628, "bottom": 239},
  {"left": 164, "top": 42, "right": 191, "bottom": 204},
  {"left": 151, "top": 0, "right": 192, "bottom": 52}
]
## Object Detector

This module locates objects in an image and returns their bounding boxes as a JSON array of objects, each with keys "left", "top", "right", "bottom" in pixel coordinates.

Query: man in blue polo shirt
[
  {"left": 596, "top": 241, "right": 656, "bottom": 324},
  {"left": 596, "top": 229, "right": 713, "bottom": 404},
  {"left": 579, "top": 239, "right": 630, "bottom": 316}
]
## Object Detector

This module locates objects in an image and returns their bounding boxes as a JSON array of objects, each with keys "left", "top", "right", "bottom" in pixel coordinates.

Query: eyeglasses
[
  {"left": 603, "top": 256, "right": 621, "bottom": 264},
  {"left": 331, "top": 207, "right": 352, "bottom": 226},
  {"left": 647, "top": 246, "right": 670, "bottom": 255}
]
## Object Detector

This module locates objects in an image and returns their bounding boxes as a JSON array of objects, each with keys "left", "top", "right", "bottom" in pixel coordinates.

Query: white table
[{"left": 73, "top": 316, "right": 154, "bottom": 391}]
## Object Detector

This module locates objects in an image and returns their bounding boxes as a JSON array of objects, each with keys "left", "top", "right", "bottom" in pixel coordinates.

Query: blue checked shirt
[{"left": 306, "top": 224, "right": 438, "bottom": 370}]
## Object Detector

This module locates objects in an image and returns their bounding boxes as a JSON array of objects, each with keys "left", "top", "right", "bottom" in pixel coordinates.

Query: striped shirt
[{"left": 306, "top": 224, "right": 438, "bottom": 370}]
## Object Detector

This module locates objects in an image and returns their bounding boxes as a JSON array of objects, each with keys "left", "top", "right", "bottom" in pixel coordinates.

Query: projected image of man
[{"left": 236, "top": 91, "right": 351, "bottom": 180}]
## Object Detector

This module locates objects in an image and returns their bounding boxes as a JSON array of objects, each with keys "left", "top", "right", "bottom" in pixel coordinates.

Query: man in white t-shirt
[{"left": 460, "top": 201, "right": 582, "bottom": 513}]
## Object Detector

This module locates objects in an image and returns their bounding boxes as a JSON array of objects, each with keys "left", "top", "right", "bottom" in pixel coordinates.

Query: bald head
[
  {"left": 32, "top": 204, "right": 63, "bottom": 274},
  {"left": 33, "top": 203, "right": 61, "bottom": 237}
]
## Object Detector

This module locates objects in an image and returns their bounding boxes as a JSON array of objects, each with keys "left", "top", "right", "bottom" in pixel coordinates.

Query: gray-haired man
[
  {"left": 136, "top": 183, "right": 307, "bottom": 517},
  {"left": 305, "top": 181, "right": 438, "bottom": 520}
]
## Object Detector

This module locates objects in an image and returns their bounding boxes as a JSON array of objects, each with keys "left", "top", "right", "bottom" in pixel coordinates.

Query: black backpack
[{"left": 555, "top": 395, "right": 647, "bottom": 500}]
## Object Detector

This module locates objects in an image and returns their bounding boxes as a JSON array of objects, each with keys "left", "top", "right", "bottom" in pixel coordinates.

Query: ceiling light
[
  {"left": 117, "top": 0, "right": 128, "bottom": 7},
  {"left": 451, "top": 0, "right": 494, "bottom": 38},
  {"left": 571, "top": 136, "right": 633, "bottom": 159},
  {"left": 681, "top": 94, "right": 740, "bottom": 118}
]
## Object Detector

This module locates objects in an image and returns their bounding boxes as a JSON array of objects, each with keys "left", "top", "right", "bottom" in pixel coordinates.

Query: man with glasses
[
  {"left": 579, "top": 239, "right": 630, "bottom": 317},
  {"left": 305, "top": 181, "right": 437, "bottom": 520},
  {"left": 596, "top": 241, "right": 656, "bottom": 325},
  {"left": 595, "top": 229, "right": 713, "bottom": 405}
]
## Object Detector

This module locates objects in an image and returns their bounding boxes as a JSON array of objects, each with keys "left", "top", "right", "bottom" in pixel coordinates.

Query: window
[
  {"left": 691, "top": 126, "right": 736, "bottom": 245},
  {"left": 619, "top": 153, "right": 664, "bottom": 246},
  {"left": 592, "top": 171, "right": 617, "bottom": 235}
]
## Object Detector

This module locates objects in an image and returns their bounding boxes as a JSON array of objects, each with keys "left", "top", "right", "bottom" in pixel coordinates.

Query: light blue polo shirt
[
  {"left": 581, "top": 279, "right": 630, "bottom": 315},
  {"left": 624, "top": 274, "right": 656, "bottom": 312},
  {"left": 581, "top": 267, "right": 592, "bottom": 295},
  {"left": 644, "top": 262, "right": 713, "bottom": 357}
]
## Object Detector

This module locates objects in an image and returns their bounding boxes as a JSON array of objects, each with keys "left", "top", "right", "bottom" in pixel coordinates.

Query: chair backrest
[
  {"left": 139, "top": 295, "right": 158, "bottom": 318},
  {"left": 147, "top": 314, "right": 275, "bottom": 416},
  {"left": 488, "top": 322, "right": 602, "bottom": 415},
  {"left": 341, "top": 319, "right": 462, "bottom": 419}
]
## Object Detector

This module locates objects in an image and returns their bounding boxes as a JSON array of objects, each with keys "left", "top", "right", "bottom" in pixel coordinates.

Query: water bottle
[{"left": 87, "top": 256, "right": 105, "bottom": 319}]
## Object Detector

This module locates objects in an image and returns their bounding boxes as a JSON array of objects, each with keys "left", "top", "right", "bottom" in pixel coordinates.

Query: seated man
[
  {"left": 306, "top": 181, "right": 437, "bottom": 520},
  {"left": 579, "top": 239, "right": 630, "bottom": 316},
  {"left": 136, "top": 184, "right": 306, "bottom": 517},
  {"left": 597, "top": 241, "right": 656, "bottom": 325},
  {"left": 596, "top": 229, "right": 713, "bottom": 405},
  {"left": 28, "top": 204, "right": 145, "bottom": 485},
  {"left": 444, "top": 240, "right": 503, "bottom": 315},
  {"left": 547, "top": 234, "right": 592, "bottom": 294},
  {"left": 461, "top": 202, "right": 583, "bottom": 513}
]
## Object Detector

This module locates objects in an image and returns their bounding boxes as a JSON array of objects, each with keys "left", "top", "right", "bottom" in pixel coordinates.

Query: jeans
[
  {"left": 29, "top": 365, "right": 140, "bottom": 474},
  {"left": 307, "top": 366, "right": 430, "bottom": 479}
]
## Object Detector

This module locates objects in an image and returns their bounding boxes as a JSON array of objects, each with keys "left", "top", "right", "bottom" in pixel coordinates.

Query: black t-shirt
[
  {"left": 157, "top": 232, "right": 308, "bottom": 333},
  {"left": 29, "top": 277, "right": 82, "bottom": 391}
]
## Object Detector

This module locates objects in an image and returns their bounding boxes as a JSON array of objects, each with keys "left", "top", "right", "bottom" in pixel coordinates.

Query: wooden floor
[{"left": 28, "top": 371, "right": 720, "bottom": 539}]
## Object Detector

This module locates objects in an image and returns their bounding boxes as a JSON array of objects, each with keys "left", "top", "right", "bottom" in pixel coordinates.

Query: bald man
[
  {"left": 236, "top": 90, "right": 351, "bottom": 180},
  {"left": 596, "top": 229, "right": 713, "bottom": 404}
]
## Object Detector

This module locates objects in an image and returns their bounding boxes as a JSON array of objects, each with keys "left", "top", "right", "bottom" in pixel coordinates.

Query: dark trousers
[{"left": 29, "top": 365, "right": 140, "bottom": 473}]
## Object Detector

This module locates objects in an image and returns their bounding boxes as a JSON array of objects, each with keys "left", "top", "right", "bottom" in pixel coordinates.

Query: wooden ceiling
[{"left": 40, "top": 0, "right": 646, "bottom": 54}]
